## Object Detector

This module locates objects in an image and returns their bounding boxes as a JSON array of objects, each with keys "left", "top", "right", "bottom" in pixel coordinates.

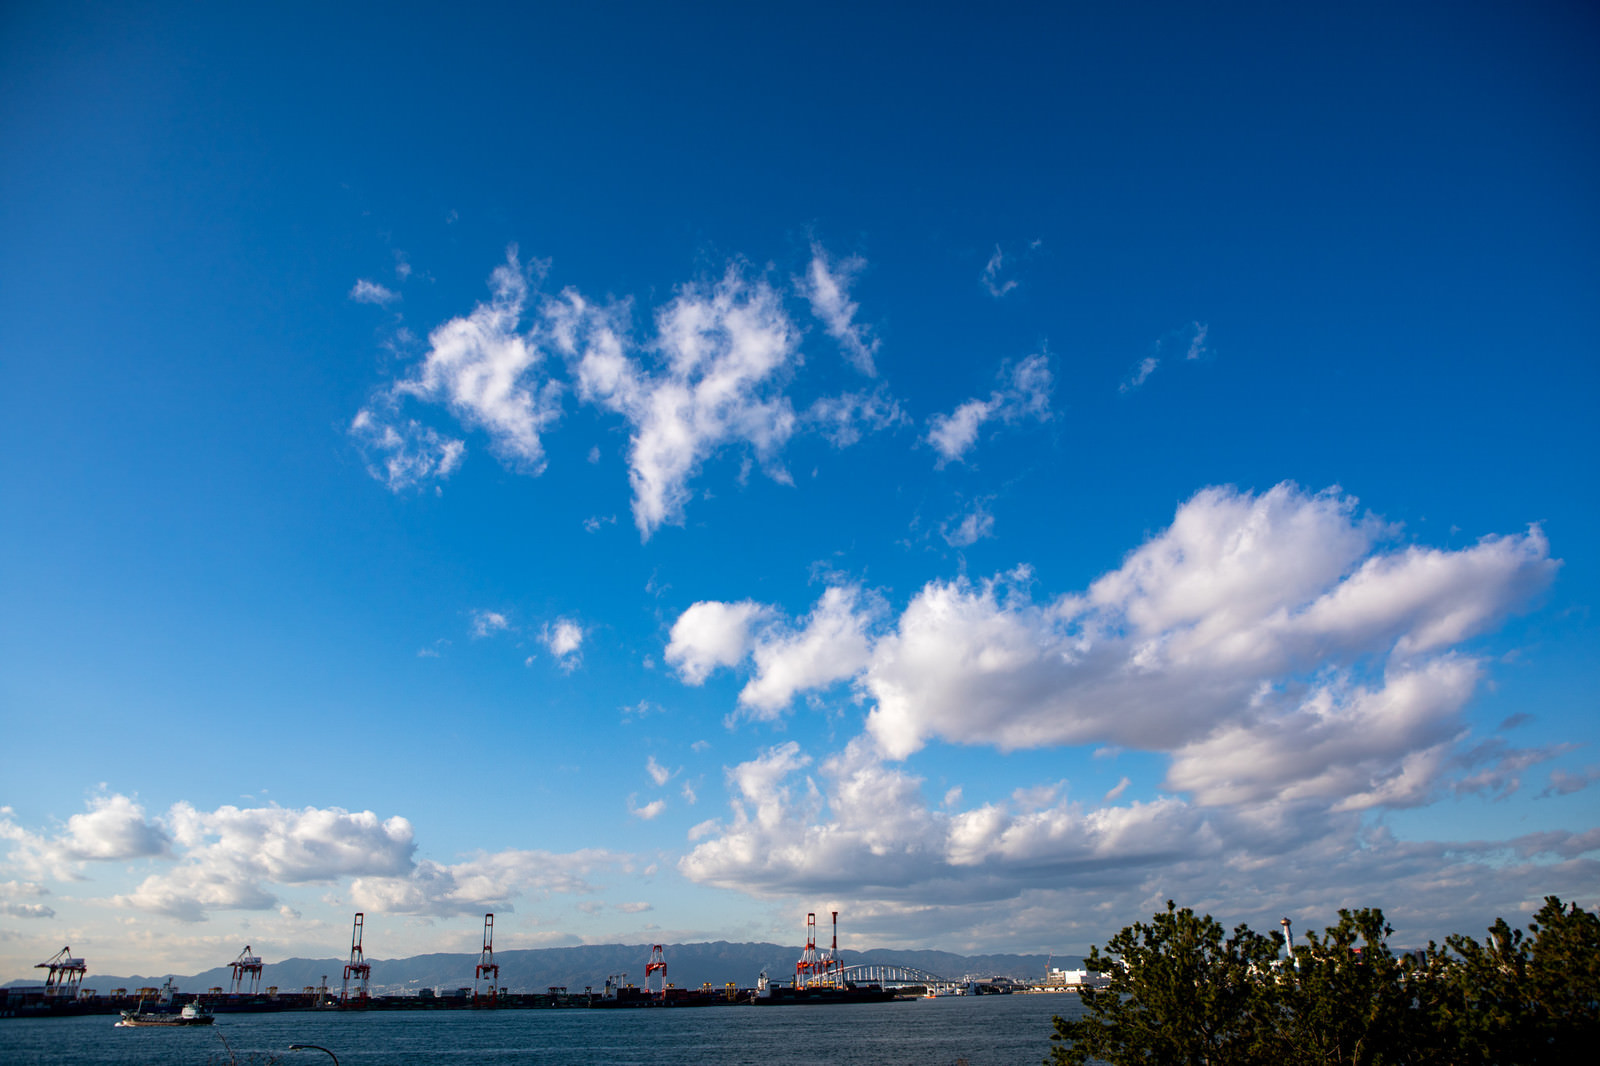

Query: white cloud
[
  {"left": 357, "top": 245, "right": 902, "bottom": 524},
  {"left": 0, "top": 799, "right": 634, "bottom": 930},
  {"left": 1121, "top": 322, "right": 1209, "bottom": 392},
  {"left": 863, "top": 485, "right": 1556, "bottom": 778},
  {"left": 647, "top": 756, "right": 672, "bottom": 787},
  {"left": 554, "top": 267, "right": 801, "bottom": 537},
  {"left": 629, "top": 797, "right": 667, "bottom": 821},
  {"left": 394, "top": 248, "right": 563, "bottom": 473},
  {"left": 354, "top": 248, "right": 561, "bottom": 491},
  {"left": 349, "top": 279, "right": 400, "bottom": 305},
  {"left": 472, "top": 609, "right": 511, "bottom": 638},
  {"left": 349, "top": 408, "right": 465, "bottom": 492},
  {"left": 0, "top": 794, "right": 170, "bottom": 880},
  {"left": 665, "top": 484, "right": 1557, "bottom": 823},
  {"left": 941, "top": 499, "right": 995, "bottom": 547},
  {"left": 1120, "top": 356, "right": 1159, "bottom": 393},
  {"left": 115, "top": 803, "right": 417, "bottom": 921},
  {"left": 541, "top": 619, "right": 584, "bottom": 670},
  {"left": 925, "top": 354, "right": 1052, "bottom": 465},
  {"left": 666, "top": 600, "right": 776, "bottom": 685},
  {"left": 351, "top": 847, "right": 624, "bottom": 917},
  {"left": 1, "top": 900, "right": 56, "bottom": 918},
  {"left": 666, "top": 586, "right": 881, "bottom": 719},
  {"left": 616, "top": 901, "right": 653, "bottom": 913},
  {"left": 739, "top": 586, "right": 880, "bottom": 716},
  {"left": 804, "top": 386, "right": 907, "bottom": 447},
  {"left": 679, "top": 736, "right": 1600, "bottom": 952},
  {"left": 798, "top": 242, "right": 878, "bottom": 375},
  {"left": 981, "top": 245, "right": 1018, "bottom": 298},
  {"left": 61, "top": 794, "right": 171, "bottom": 861},
  {"left": 681, "top": 736, "right": 1217, "bottom": 902},
  {"left": 0, "top": 880, "right": 55, "bottom": 919}
]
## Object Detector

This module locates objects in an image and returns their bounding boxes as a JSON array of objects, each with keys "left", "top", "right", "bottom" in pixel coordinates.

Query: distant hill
[{"left": 7, "top": 941, "right": 1073, "bottom": 995}]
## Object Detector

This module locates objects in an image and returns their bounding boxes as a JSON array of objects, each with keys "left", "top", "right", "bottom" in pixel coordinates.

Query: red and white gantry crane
[
  {"left": 36, "top": 948, "right": 87, "bottom": 999},
  {"left": 230, "top": 945, "right": 264, "bottom": 995},
  {"left": 645, "top": 944, "right": 667, "bottom": 998},
  {"left": 474, "top": 913, "right": 499, "bottom": 1006},
  {"left": 341, "top": 912, "right": 371, "bottom": 1006}
]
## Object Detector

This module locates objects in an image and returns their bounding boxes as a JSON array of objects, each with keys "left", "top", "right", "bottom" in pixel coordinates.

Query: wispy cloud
[
  {"left": 350, "top": 279, "right": 400, "bottom": 305},
  {"left": 1120, "top": 357, "right": 1159, "bottom": 393},
  {"left": 981, "top": 245, "right": 1017, "bottom": 298},
  {"left": 926, "top": 354, "right": 1052, "bottom": 465},
  {"left": 799, "top": 242, "right": 879, "bottom": 375},
  {"left": 1121, "top": 322, "right": 1209, "bottom": 392},
  {"left": 556, "top": 267, "right": 802, "bottom": 537},
  {"left": 349, "top": 408, "right": 465, "bottom": 492},
  {"left": 1542, "top": 765, "right": 1600, "bottom": 797},
  {"left": 471, "top": 609, "right": 511, "bottom": 638},
  {"left": 354, "top": 245, "right": 899, "bottom": 529},
  {"left": 941, "top": 498, "right": 996, "bottom": 547}
]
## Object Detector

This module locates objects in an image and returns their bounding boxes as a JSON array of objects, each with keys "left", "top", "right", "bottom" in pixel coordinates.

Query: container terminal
[{"left": 3, "top": 909, "right": 1068, "bottom": 1018}]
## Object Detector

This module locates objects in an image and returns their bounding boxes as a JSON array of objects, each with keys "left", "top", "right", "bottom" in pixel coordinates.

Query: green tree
[
  {"left": 1270, "top": 907, "right": 1452, "bottom": 1066},
  {"left": 1047, "top": 900, "right": 1282, "bottom": 1066},
  {"left": 1049, "top": 897, "right": 1600, "bottom": 1066},
  {"left": 1443, "top": 896, "right": 1600, "bottom": 1065}
]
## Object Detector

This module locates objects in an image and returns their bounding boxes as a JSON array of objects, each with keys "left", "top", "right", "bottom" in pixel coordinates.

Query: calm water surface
[{"left": 0, "top": 995, "right": 1087, "bottom": 1066}]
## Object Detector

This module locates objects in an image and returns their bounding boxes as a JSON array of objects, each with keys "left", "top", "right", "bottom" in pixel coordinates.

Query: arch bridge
[{"left": 831, "top": 963, "right": 950, "bottom": 986}]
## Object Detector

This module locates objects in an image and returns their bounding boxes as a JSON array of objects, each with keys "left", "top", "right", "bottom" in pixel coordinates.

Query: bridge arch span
[{"left": 831, "top": 963, "right": 949, "bottom": 986}]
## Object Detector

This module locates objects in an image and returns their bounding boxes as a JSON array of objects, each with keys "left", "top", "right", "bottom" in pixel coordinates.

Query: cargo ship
[
  {"left": 751, "top": 911, "right": 899, "bottom": 1005},
  {"left": 753, "top": 970, "right": 896, "bottom": 1005},
  {"left": 117, "top": 1002, "right": 214, "bottom": 1027}
]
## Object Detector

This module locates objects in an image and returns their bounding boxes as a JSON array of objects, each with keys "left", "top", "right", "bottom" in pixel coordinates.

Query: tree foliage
[{"left": 1049, "top": 896, "right": 1599, "bottom": 1066}]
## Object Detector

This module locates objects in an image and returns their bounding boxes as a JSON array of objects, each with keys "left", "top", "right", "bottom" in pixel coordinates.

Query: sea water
[{"left": 0, "top": 994, "right": 1088, "bottom": 1065}]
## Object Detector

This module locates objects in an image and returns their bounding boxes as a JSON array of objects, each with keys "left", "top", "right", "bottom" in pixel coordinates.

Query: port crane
[
  {"left": 474, "top": 913, "right": 499, "bottom": 1006},
  {"left": 823, "top": 910, "right": 844, "bottom": 984},
  {"left": 341, "top": 912, "right": 371, "bottom": 1006},
  {"left": 796, "top": 912, "right": 823, "bottom": 988},
  {"left": 35, "top": 947, "right": 87, "bottom": 998},
  {"left": 794, "top": 910, "right": 851, "bottom": 988},
  {"left": 230, "top": 945, "right": 264, "bottom": 995},
  {"left": 645, "top": 944, "right": 667, "bottom": 998}
]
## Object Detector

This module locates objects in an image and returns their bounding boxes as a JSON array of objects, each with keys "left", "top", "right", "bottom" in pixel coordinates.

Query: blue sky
[{"left": 3, "top": 0, "right": 1597, "bottom": 981}]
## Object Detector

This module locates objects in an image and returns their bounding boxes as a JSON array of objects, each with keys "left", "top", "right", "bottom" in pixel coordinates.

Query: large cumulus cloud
[{"left": 670, "top": 483, "right": 1580, "bottom": 947}]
